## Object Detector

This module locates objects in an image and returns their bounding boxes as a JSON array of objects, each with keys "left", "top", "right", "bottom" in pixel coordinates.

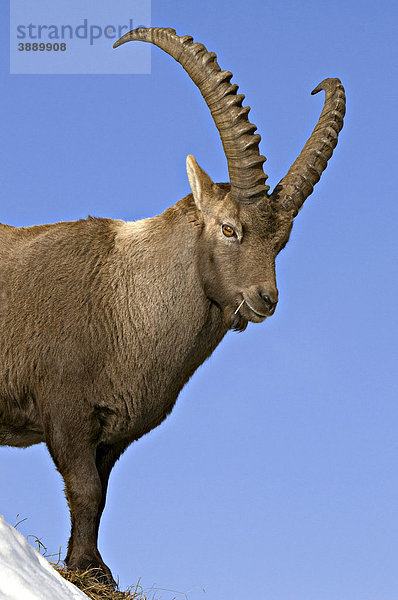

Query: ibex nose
[{"left": 259, "top": 289, "right": 278, "bottom": 313}]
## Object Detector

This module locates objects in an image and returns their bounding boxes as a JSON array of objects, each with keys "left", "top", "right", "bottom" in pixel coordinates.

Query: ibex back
[{"left": 0, "top": 27, "right": 345, "bottom": 585}]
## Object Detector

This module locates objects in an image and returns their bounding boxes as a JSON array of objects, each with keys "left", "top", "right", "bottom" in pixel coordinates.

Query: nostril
[{"left": 260, "top": 292, "right": 278, "bottom": 309}]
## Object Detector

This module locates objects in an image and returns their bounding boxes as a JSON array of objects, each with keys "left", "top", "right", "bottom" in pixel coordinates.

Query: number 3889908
[{"left": 18, "top": 43, "right": 67, "bottom": 51}]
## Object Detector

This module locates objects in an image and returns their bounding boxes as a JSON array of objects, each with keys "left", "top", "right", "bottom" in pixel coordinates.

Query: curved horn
[
  {"left": 271, "top": 78, "right": 346, "bottom": 215},
  {"left": 114, "top": 27, "right": 269, "bottom": 204}
]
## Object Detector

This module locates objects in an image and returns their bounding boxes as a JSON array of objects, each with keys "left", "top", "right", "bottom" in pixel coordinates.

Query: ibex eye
[{"left": 222, "top": 224, "right": 235, "bottom": 238}]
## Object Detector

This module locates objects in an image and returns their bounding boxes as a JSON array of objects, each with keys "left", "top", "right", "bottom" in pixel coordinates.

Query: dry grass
[
  {"left": 20, "top": 524, "right": 196, "bottom": 600},
  {"left": 24, "top": 531, "right": 153, "bottom": 600},
  {"left": 51, "top": 564, "right": 152, "bottom": 600}
]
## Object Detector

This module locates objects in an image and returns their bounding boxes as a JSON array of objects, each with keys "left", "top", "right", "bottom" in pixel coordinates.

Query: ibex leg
[{"left": 43, "top": 403, "right": 115, "bottom": 586}]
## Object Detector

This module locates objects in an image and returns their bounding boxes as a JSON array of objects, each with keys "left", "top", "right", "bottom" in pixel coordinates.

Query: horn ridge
[
  {"left": 271, "top": 77, "right": 346, "bottom": 213},
  {"left": 114, "top": 27, "right": 270, "bottom": 202}
]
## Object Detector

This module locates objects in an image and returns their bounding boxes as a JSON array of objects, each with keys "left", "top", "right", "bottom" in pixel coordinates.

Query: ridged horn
[
  {"left": 113, "top": 27, "right": 269, "bottom": 204},
  {"left": 271, "top": 78, "right": 346, "bottom": 215}
]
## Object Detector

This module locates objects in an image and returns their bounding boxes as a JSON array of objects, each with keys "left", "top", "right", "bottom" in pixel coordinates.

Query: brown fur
[{"left": 0, "top": 163, "right": 292, "bottom": 583}]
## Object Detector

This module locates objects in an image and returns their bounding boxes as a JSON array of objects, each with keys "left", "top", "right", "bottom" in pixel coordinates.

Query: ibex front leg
[{"left": 43, "top": 401, "right": 115, "bottom": 586}]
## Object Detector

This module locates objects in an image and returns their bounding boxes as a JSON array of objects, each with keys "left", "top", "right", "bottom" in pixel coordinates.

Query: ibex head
[
  {"left": 186, "top": 155, "right": 289, "bottom": 331},
  {"left": 114, "top": 28, "right": 346, "bottom": 332}
]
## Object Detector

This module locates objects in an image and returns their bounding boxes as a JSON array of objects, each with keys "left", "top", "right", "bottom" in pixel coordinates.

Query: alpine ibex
[{"left": 0, "top": 27, "right": 345, "bottom": 585}]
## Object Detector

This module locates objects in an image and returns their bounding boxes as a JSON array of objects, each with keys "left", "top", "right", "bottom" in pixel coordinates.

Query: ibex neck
[
  {"left": 110, "top": 197, "right": 226, "bottom": 434},
  {"left": 112, "top": 193, "right": 226, "bottom": 351},
  {"left": 115, "top": 195, "right": 203, "bottom": 297}
]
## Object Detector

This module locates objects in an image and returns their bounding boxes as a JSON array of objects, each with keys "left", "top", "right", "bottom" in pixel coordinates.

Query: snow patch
[{"left": 0, "top": 516, "right": 89, "bottom": 600}]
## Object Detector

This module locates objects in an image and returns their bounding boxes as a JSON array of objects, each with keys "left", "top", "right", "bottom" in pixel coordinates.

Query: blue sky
[{"left": 1, "top": 1, "right": 397, "bottom": 599}]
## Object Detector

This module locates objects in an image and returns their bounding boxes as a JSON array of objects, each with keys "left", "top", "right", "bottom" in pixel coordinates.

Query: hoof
[
  {"left": 66, "top": 555, "right": 116, "bottom": 588},
  {"left": 85, "top": 566, "right": 116, "bottom": 588}
]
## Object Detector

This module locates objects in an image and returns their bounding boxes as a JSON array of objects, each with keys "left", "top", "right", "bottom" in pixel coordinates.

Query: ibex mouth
[
  {"left": 231, "top": 298, "right": 268, "bottom": 324},
  {"left": 242, "top": 299, "right": 268, "bottom": 322}
]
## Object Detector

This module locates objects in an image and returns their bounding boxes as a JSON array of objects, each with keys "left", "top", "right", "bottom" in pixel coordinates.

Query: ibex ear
[{"left": 186, "top": 155, "right": 214, "bottom": 211}]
